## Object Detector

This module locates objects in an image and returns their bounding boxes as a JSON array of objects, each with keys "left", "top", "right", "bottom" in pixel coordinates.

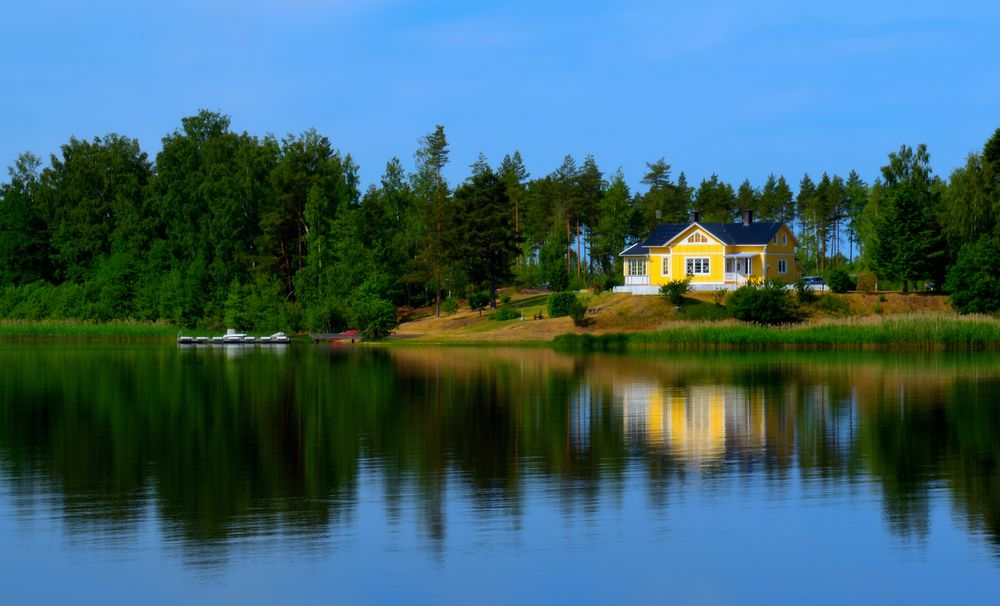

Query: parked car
[{"left": 801, "top": 276, "right": 827, "bottom": 290}]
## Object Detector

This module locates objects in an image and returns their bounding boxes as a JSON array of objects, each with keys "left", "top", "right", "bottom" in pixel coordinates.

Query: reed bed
[
  {"left": 554, "top": 314, "right": 1000, "bottom": 351},
  {"left": 0, "top": 319, "right": 178, "bottom": 341}
]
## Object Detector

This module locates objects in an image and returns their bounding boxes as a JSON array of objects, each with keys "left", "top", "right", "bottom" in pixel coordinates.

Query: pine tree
[{"left": 412, "top": 125, "right": 451, "bottom": 316}]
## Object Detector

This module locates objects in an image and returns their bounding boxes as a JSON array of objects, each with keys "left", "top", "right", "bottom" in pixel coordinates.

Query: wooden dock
[{"left": 310, "top": 332, "right": 364, "bottom": 344}]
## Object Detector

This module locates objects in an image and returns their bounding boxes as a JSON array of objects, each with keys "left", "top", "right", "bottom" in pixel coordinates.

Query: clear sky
[{"left": 2, "top": 0, "right": 998, "bottom": 192}]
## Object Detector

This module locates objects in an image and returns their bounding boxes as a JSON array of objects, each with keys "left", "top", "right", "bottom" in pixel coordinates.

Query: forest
[{"left": 0, "top": 110, "right": 998, "bottom": 331}]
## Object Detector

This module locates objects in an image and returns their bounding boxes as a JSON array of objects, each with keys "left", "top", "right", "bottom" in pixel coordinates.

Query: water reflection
[{"left": 1, "top": 344, "right": 999, "bottom": 574}]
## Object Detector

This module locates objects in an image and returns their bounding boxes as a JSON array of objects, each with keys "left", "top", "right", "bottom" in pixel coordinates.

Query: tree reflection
[{"left": 1, "top": 345, "right": 999, "bottom": 565}]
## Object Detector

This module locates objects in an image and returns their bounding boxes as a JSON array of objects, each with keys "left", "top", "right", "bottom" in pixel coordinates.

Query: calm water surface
[{"left": 1, "top": 343, "right": 999, "bottom": 603}]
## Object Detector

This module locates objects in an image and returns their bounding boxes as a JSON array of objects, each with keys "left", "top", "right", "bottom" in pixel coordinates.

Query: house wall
[
  {"left": 623, "top": 222, "right": 801, "bottom": 287},
  {"left": 649, "top": 225, "right": 726, "bottom": 286}
]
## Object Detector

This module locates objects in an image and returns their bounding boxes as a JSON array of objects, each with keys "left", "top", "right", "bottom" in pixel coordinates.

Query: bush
[
  {"left": 827, "top": 267, "right": 855, "bottom": 294},
  {"left": 945, "top": 237, "right": 1000, "bottom": 314},
  {"left": 442, "top": 296, "right": 459, "bottom": 314},
  {"left": 569, "top": 298, "right": 588, "bottom": 326},
  {"left": 728, "top": 280, "right": 799, "bottom": 325},
  {"left": 491, "top": 306, "right": 520, "bottom": 321},
  {"left": 468, "top": 291, "right": 490, "bottom": 315},
  {"left": 712, "top": 288, "right": 728, "bottom": 306},
  {"left": 500, "top": 293, "right": 512, "bottom": 305},
  {"left": 351, "top": 296, "right": 397, "bottom": 340},
  {"left": 659, "top": 277, "right": 692, "bottom": 305},
  {"left": 856, "top": 271, "right": 877, "bottom": 295},
  {"left": 592, "top": 273, "right": 619, "bottom": 294},
  {"left": 547, "top": 292, "right": 579, "bottom": 318},
  {"left": 793, "top": 278, "right": 817, "bottom": 303}
]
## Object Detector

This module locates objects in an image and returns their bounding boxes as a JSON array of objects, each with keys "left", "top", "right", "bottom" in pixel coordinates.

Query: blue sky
[{"left": 2, "top": 0, "right": 998, "bottom": 191}]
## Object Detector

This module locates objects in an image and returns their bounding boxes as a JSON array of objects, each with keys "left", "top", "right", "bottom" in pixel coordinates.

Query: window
[
  {"left": 687, "top": 232, "right": 708, "bottom": 243},
  {"left": 773, "top": 234, "right": 778, "bottom": 245},
  {"left": 628, "top": 259, "right": 647, "bottom": 276},
  {"left": 685, "top": 257, "right": 710, "bottom": 275},
  {"left": 661, "top": 256, "right": 670, "bottom": 276},
  {"left": 778, "top": 259, "right": 788, "bottom": 274},
  {"left": 781, "top": 233, "right": 788, "bottom": 246}
]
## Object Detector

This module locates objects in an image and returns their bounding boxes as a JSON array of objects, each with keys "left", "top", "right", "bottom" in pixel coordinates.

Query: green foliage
[
  {"left": 870, "top": 144, "right": 946, "bottom": 291},
  {"left": 500, "top": 293, "right": 512, "bottom": 305},
  {"left": 793, "top": 279, "right": 818, "bottom": 303},
  {"left": 728, "top": 281, "right": 799, "bottom": 325},
  {"left": 568, "top": 298, "right": 588, "bottom": 326},
  {"left": 491, "top": 306, "right": 521, "bottom": 321},
  {"left": 659, "top": 277, "right": 692, "bottom": 305},
  {"left": 712, "top": 288, "right": 728, "bottom": 306},
  {"left": 944, "top": 237, "right": 1000, "bottom": 314},
  {"left": 350, "top": 296, "right": 397, "bottom": 340},
  {"left": 442, "top": 297, "right": 459, "bottom": 314},
  {"left": 827, "top": 267, "right": 855, "bottom": 293},
  {"left": 468, "top": 291, "right": 490, "bottom": 314},
  {"left": 547, "top": 292, "right": 579, "bottom": 318}
]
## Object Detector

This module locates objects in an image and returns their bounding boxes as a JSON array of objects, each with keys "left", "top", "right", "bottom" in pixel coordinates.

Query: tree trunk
[
  {"left": 576, "top": 221, "right": 582, "bottom": 279},
  {"left": 566, "top": 219, "right": 571, "bottom": 275}
]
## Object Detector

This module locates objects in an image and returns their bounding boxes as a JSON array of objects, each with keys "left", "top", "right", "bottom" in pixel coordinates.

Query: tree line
[{"left": 1, "top": 110, "right": 998, "bottom": 330}]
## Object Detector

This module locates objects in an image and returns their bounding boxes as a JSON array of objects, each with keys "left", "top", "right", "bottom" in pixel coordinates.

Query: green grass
[
  {"left": 554, "top": 315, "right": 1000, "bottom": 351},
  {"left": 0, "top": 319, "right": 180, "bottom": 341}
]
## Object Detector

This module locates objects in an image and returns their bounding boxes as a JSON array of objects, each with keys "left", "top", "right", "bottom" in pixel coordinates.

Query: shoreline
[{"left": 4, "top": 313, "right": 1000, "bottom": 350}]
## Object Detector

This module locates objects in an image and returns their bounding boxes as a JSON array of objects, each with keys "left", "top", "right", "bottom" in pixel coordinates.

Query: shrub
[
  {"left": 442, "top": 297, "right": 459, "bottom": 314},
  {"left": 659, "top": 277, "right": 692, "bottom": 305},
  {"left": 728, "top": 280, "right": 799, "bottom": 325},
  {"left": 468, "top": 291, "right": 490, "bottom": 315},
  {"left": 569, "top": 298, "right": 588, "bottom": 326},
  {"left": 712, "top": 288, "right": 728, "bottom": 306},
  {"left": 827, "top": 267, "right": 855, "bottom": 294},
  {"left": 592, "top": 273, "right": 619, "bottom": 294},
  {"left": 500, "top": 293, "right": 512, "bottom": 305},
  {"left": 492, "top": 306, "right": 520, "bottom": 321},
  {"left": 945, "top": 237, "right": 1000, "bottom": 314},
  {"left": 873, "top": 303, "right": 884, "bottom": 315},
  {"left": 351, "top": 296, "right": 397, "bottom": 340},
  {"left": 793, "top": 279, "right": 817, "bottom": 303},
  {"left": 547, "top": 292, "right": 579, "bottom": 318},
  {"left": 856, "top": 271, "right": 877, "bottom": 295}
]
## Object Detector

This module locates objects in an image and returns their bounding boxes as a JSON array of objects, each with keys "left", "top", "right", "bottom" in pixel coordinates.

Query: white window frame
[
  {"left": 685, "top": 257, "right": 711, "bottom": 275},
  {"left": 778, "top": 259, "right": 788, "bottom": 274},
  {"left": 628, "top": 258, "right": 647, "bottom": 276},
  {"left": 687, "top": 232, "right": 708, "bottom": 243},
  {"left": 781, "top": 233, "right": 788, "bottom": 246},
  {"left": 661, "top": 255, "right": 670, "bottom": 276}
]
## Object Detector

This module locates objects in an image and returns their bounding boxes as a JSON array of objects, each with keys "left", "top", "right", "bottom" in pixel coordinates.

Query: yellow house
[{"left": 616, "top": 210, "right": 801, "bottom": 294}]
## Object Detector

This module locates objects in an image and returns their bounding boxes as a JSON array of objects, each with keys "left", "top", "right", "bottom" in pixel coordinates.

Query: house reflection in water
[{"left": 618, "top": 382, "right": 770, "bottom": 465}]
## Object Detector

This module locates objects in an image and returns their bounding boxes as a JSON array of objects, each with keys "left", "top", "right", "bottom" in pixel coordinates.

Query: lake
[{"left": 1, "top": 343, "right": 998, "bottom": 603}]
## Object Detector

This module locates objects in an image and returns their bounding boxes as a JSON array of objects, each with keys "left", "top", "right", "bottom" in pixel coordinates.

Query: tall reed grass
[
  {"left": 554, "top": 314, "right": 1000, "bottom": 351},
  {"left": 0, "top": 319, "right": 178, "bottom": 341}
]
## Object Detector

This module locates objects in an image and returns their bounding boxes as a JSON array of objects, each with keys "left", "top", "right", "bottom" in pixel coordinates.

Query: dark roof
[
  {"left": 699, "top": 221, "right": 783, "bottom": 245},
  {"left": 619, "top": 221, "right": 785, "bottom": 256},
  {"left": 620, "top": 242, "right": 648, "bottom": 256}
]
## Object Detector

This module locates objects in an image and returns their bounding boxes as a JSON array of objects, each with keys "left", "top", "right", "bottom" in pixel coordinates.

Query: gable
[{"left": 661, "top": 223, "right": 725, "bottom": 248}]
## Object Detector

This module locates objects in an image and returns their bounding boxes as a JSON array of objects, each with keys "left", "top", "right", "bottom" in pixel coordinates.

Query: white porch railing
[{"left": 625, "top": 276, "right": 650, "bottom": 285}]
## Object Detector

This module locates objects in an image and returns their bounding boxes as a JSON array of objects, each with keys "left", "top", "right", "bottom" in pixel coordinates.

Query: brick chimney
[{"left": 742, "top": 209, "right": 753, "bottom": 226}]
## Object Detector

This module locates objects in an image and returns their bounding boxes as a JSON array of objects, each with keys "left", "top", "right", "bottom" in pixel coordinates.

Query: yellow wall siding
[{"left": 623, "top": 223, "right": 801, "bottom": 285}]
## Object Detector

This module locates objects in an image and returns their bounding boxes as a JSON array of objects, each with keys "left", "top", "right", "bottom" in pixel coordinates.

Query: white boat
[{"left": 259, "top": 332, "right": 290, "bottom": 344}]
